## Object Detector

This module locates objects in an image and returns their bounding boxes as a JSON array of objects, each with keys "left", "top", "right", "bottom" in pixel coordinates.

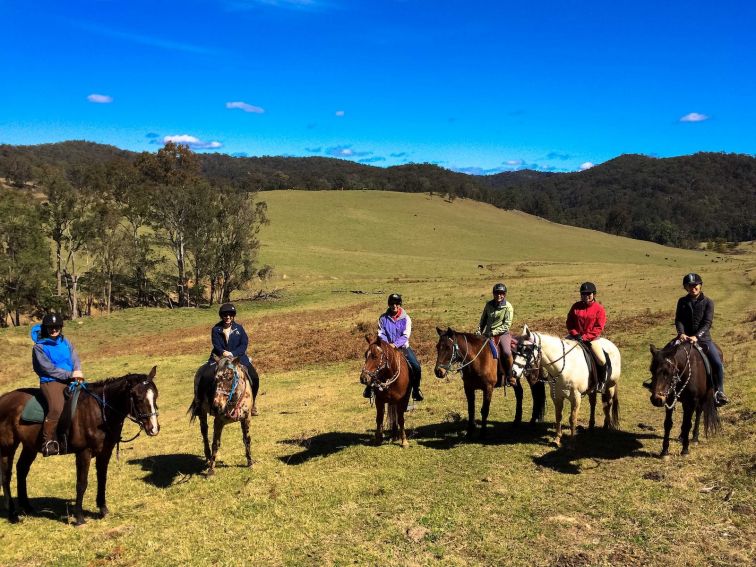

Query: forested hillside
[{"left": 1, "top": 141, "right": 754, "bottom": 246}]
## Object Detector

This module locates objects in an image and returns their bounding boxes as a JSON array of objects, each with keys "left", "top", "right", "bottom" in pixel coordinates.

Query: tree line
[{"left": 0, "top": 143, "right": 268, "bottom": 327}]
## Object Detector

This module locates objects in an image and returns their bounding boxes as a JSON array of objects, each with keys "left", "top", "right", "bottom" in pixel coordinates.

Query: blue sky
[{"left": 1, "top": 1, "right": 754, "bottom": 173}]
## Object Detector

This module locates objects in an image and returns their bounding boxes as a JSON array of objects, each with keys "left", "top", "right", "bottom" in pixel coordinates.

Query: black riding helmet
[
  {"left": 492, "top": 283, "right": 507, "bottom": 294},
  {"left": 388, "top": 293, "right": 402, "bottom": 306},
  {"left": 579, "top": 282, "right": 597, "bottom": 295},
  {"left": 40, "top": 313, "right": 64, "bottom": 338},
  {"left": 682, "top": 273, "right": 703, "bottom": 287},
  {"left": 219, "top": 303, "right": 237, "bottom": 317}
]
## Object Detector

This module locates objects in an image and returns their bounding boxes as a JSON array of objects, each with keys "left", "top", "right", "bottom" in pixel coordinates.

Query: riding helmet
[
  {"left": 579, "top": 282, "right": 597, "bottom": 295},
  {"left": 682, "top": 273, "right": 703, "bottom": 287},
  {"left": 42, "top": 313, "right": 64, "bottom": 328},
  {"left": 492, "top": 283, "right": 507, "bottom": 294},
  {"left": 219, "top": 303, "right": 237, "bottom": 317},
  {"left": 388, "top": 293, "right": 402, "bottom": 305}
]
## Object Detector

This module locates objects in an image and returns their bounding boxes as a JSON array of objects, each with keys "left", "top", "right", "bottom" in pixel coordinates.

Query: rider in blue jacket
[
  {"left": 209, "top": 303, "right": 260, "bottom": 415},
  {"left": 31, "top": 313, "right": 84, "bottom": 456}
]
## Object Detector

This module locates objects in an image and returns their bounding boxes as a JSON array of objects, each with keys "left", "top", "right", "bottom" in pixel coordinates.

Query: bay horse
[
  {"left": 511, "top": 325, "right": 621, "bottom": 447},
  {"left": 189, "top": 355, "right": 254, "bottom": 475},
  {"left": 433, "top": 327, "right": 546, "bottom": 439},
  {"left": 0, "top": 367, "right": 159, "bottom": 525},
  {"left": 359, "top": 336, "right": 412, "bottom": 447},
  {"left": 648, "top": 342, "right": 720, "bottom": 457}
]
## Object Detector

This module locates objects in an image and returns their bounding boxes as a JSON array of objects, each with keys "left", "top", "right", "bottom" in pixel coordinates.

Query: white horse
[{"left": 511, "top": 325, "right": 621, "bottom": 447}]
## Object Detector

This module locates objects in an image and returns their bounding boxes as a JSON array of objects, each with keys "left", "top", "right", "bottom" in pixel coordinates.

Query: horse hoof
[
  {"left": 99, "top": 507, "right": 109, "bottom": 519},
  {"left": 246, "top": 460, "right": 254, "bottom": 468},
  {"left": 660, "top": 453, "right": 670, "bottom": 460},
  {"left": 9, "top": 514, "right": 20, "bottom": 524},
  {"left": 74, "top": 518, "right": 86, "bottom": 527},
  {"left": 680, "top": 450, "right": 690, "bottom": 457},
  {"left": 401, "top": 441, "right": 409, "bottom": 448},
  {"left": 205, "top": 468, "right": 216, "bottom": 477}
]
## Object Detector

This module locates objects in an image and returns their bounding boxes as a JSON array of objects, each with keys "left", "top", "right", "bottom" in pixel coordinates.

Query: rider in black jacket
[{"left": 674, "top": 273, "right": 729, "bottom": 406}]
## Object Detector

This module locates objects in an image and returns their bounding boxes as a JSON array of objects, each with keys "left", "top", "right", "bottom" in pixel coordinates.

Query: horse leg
[
  {"left": 691, "top": 405, "right": 702, "bottom": 444},
  {"left": 95, "top": 445, "right": 115, "bottom": 518},
  {"left": 661, "top": 409, "right": 673, "bottom": 457},
  {"left": 198, "top": 411, "right": 212, "bottom": 462},
  {"left": 1, "top": 444, "right": 19, "bottom": 523},
  {"left": 207, "top": 418, "right": 224, "bottom": 476},
  {"left": 513, "top": 379, "right": 523, "bottom": 425},
  {"left": 15, "top": 445, "right": 38, "bottom": 514},
  {"left": 375, "top": 401, "right": 385, "bottom": 445},
  {"left": 241, "top": 417, "right": 253, "bottom": 467},
  {"left": 530, "top": 381, "right": 546, "bottom": 424},
  {"left": 398, "top": 408, "right": 409, "bottom": 448},
  {"left": 553, "top": 394, "right": 565, "bottom": 447},
  {"left": 680, "top": 403, "right": 694, "bottom": 456},
  {"left": 74, "top": 449, "right": 92, "bottom": 526},
  {"left": 465, "top": 384, "right": 476, "bottom": 438},
  {"left": 480, "top": 386, "right": 493, "bottom": 439},
  {"left": 568, "top": 392, "right": 581, "bottom": 445},
  {"left": 588, "top": 391, "right": 597, "bottom": 430}
]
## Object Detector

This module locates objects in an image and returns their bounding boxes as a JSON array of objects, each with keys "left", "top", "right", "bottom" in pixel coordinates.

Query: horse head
[
  {"left": 512, "top": 325, "right": 540, "bottom": 385},
  {"left": 212, "top": 356, "right": 246, "bottom": 415},
  {"left": 648, "top": 344, "right": 682, "bottom": 407},
  {"left": 128, "top": 366, "right": 160, "bottom": 436},
  {"left": 433, "top": 327, "right": 457, "bottom": 379},
  {"left": 360, "top": 334, "right": 389, "bottom": 387}
]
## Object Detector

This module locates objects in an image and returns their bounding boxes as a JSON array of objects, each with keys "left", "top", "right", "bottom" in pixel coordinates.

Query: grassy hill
[{"left": 0, "top": 191, "right": 753, "bottom": 566}]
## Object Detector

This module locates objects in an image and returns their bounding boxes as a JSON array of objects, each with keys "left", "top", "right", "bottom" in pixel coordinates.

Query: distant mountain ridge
[{"left": 1, "top": 140, "right": 754, "bottom": 246}]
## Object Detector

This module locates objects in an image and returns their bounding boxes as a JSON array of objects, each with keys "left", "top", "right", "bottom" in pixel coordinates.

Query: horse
[
  {"left": 648, "top": 342, "right": 720, "bottom": 457},
  {"left": 511, "top": 325, "right": 621, "bottom": 447},
  {"left": 433, "top": 327, "right": 546, "bottom": 439},
  {"left": 189, "top": 355, "right": 254, "bottom": 475},
  {"left": 0, "top": 367, "right": 159, "bottom": 525},
  {"left": 359, "top": 335, "right": 412, "bottom": 447}
]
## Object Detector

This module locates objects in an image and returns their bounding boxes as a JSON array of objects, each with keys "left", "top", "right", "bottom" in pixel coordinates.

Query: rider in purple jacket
[{"left": 363, "top": 293, "right": 423, "bottom": 401}]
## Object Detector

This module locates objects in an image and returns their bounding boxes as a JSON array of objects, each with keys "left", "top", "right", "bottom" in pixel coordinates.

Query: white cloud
[
  {"left": 580, "top": 162, "right": 595, "bottom": 170},
  {"left": 335, "top": 110, "right": 345, "bottom": 117},
  {"left": 226, "top": 101, "right": 265, "bottom": 113},
  {"left": 87, "top": 93, "right": 113, "bottom": 103},
  {"left": 679, "top": 112, "right": 709, "bottom": 122},
  {"left": 504, "top": 159, "right": 524, "bottom": 167},
  {"left": 163, "top": 134, "right": 223, "bottom": 150}
]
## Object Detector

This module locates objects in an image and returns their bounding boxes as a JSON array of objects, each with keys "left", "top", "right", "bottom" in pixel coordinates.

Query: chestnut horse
[
  {"left": 433, "top": 327, "right": 546, "bottom": 438},
  {"left": 359, "top": 336, "right": 412, "bottom": 447},
  {"left": 189, "top": 355, "right": 254, "bottom": 475},
  {"left": 648, "top": 342, "right": 720, "bottom": 457},
  {"left": 511, "top": 325, "right": 621, "bottom": 447},
  {"left": 0, "top": 368, "right": 160, "bottom": 525}
]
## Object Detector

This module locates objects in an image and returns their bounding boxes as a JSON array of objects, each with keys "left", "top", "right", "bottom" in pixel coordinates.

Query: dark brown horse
[
  {"left": 360, "top": 336, "right": 412, "bottom": 447},
  {"left": 0, "top": 368, "right": 159, "bottom": 524},
  {"left": 649, "top": 342, "right": 720, "bottom": 457},
  {"left": 189, "top": 355, "right": 254, "bottom": 475},
  {"left": 434, "top": 327, "right": 545, "bottom": 438}
]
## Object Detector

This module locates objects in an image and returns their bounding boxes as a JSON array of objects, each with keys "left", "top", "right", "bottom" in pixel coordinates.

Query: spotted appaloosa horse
[
  {"left": 0, "top": 368, "right": 160, "bottom": 525},
  {"left": 360, "top": 336, "right": 412, "bottom": 447},
  {"left": 433, "top": 327, "right": 546, "bottom": 439},
  {"left": 511, "top": 325, "right": 621, "bottom": 447},
  {"left": 189, "top": 355, "right": 254, "bottom": 475},
  {"left": 648, "top": 342, "right": 720, "bottom": 457}
]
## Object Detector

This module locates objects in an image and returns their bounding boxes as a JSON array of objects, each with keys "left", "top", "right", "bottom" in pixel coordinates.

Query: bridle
[
  {"left": 435, "top": 333, "right": 488, "bottom": 374},
  {"left": 655, "top": 344, "right": 693, "bottom": 410},
  {"left": 512, "top": 332, "right": 580, "bottom": 382},
  {"left": 361, "top": 344, "right": 401, "bottom": 392},
  {"left": 214, "top": 361, "right": 248, "bottom": 418}
]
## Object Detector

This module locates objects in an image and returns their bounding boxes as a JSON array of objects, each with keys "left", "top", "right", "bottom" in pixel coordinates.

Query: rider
[
  {"left": 478, "top": 283, "right": 515, "bottom": 387},
  {"left": 674, "top": 273, "right": 728, "bottom": 406},
  {"left": 31, "top": 313, "right": 84, "bottom": 457},
  {"left": 566, "top": 282, "right": 608, "bottom": 393},
  {"left": 363, "top": 293, "right": 424, "bottom": 401},
  {"left": 209, "top": 303, "right": 260, "bottom": 415}
]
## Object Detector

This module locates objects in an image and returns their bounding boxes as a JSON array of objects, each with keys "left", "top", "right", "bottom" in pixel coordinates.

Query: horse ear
[
  {"left": 436, "top": 326, "right": 444, "bottom": 336},
  {"left": 523, "top": 324, "right": 530, "bottom": 337},
  {"left": 649, "top": 344, "right": 658, "bottom": 354},
  {"left": 447, "top": 327, "right": 454, "bottom": 335},
  {"left": 365, "top": 333, "right": 373, "bottom": 344},
  {"left": 148, "top": 366, "right": 157, "bottom": 381}
]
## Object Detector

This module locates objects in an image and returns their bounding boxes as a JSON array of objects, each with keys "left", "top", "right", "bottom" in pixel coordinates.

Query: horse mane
[{"left": 85, "top": 373, "right": 149, "bottom": 390}]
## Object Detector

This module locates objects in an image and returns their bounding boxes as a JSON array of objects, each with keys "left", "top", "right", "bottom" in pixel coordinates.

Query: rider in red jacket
[{"left": 566, "top": 282, "right": 608, "bottom": 392}]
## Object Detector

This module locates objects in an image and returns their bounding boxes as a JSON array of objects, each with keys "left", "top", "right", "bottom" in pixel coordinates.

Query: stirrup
[
  {"left": 41, "top": 440, "right": 60, "bottom": 457},
  {"left": 412, "top": 389, "right": 424, "bottom": 402},
  {"left": 714, "top": 391, "right": 729, "bottom": 406}
]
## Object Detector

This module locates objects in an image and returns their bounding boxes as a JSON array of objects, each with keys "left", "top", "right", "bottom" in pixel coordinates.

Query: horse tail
[
  {"left": 703, "top": 390, "right": 721, "bottom": 438},
  {"left": 187, "top": 400, "right": 198, "bottom": 423},
  {"left": 532, "top": 381, "right": 546, "bottom": 422},
  {"left": 610, "top": 387, "right": 620, "bottom": 430}
]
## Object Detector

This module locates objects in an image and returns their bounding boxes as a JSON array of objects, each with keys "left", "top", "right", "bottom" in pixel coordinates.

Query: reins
[
  {"left": 362, "top": 344, "right": 402, "bottom": 394},
  {"left": 660, "top": 344, "right": 693, "bottom": 410},
  {"left": 513, "top": 332, "right": 581, "bottom": 383},
  {"left": 437, "top": 333, "right": 489, "bottom": 374}
]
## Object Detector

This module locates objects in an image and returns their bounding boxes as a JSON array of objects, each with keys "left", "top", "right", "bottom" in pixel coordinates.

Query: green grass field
[{"left": 1, "top": 191, "right": 753, "bottom": 566}]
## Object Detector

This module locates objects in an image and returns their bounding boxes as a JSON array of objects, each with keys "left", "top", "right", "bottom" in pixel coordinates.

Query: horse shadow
[
  {"left": 532, "top": 429, "right": 658, "bottom": 474},
  {"left": 413, "top": 419, "right": 553, "bottom": 450},
  {"left": 277, "top": 432, "right": 373, "bottom": 465},
  {"left": 128, "top": 453, "right": 208, "bottom": 488},
  {"left": 8, "top": 496, "right": 101, "bottom": 524}
]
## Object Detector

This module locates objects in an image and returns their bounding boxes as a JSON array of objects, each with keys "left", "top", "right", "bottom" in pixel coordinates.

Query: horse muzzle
[
  {"left": 650, "top": 394, "right": 665, "bottom": 408},
  {"left": 359, "top": 370, "right": 372, "bottom": 386}
]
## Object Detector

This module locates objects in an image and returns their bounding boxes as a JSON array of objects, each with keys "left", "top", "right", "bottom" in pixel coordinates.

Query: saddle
[
  {"left": 693, "top": 343, "right": 713, "bottom": 387},
  {"left": 576, "top": 342, "right": 612, "bottom": 393},
  {"left": 21, "top": 386, "right": 82, "bottom": 454}
]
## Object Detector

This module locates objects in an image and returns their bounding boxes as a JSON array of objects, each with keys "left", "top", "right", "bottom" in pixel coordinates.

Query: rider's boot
[
  {"left": 412, "top": 378, "right": 424, "bottom": 401},
  {"left": 505, "top": 355, "right": 516, "bottom": 386},
  {"left": 595, "top": 363, "right": 607, "bottom": 394},
  {"left": 41, "top": 418, "right": 60, "bottom": 457},
  {"left": 713, "top": 372, "right": 729, "bottom": 406}
]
